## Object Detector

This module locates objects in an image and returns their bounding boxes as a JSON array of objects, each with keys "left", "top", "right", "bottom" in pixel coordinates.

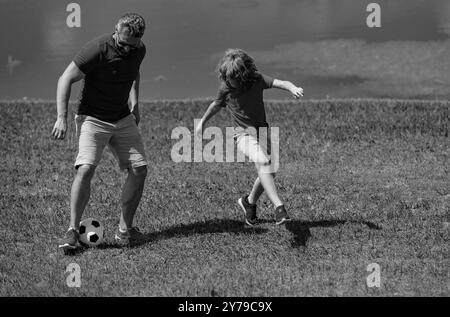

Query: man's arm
[
  {"left": 129, "top": 72, "right": 141, "bottom": 125},
  {"left": 52, "top": 62, "right": 85, "bottom": 140},
  {"left": 195, "top": 100, "right": 223, "bottom": 137},
  {"left": 272, "top": 79, "right": 304, "bottom": 99}
]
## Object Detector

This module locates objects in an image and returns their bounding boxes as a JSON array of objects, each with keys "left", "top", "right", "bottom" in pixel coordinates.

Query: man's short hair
[{"left": 116, "top": 13, "right": 146, "bottom": 38}]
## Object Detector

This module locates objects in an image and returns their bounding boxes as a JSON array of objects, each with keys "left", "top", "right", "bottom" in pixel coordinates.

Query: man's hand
[
  {"left": 129, "top": 72, "right": 141, "bottom": 125},
  {"left": 290, "top": 86, "right": 304, "bottom": 99},
  {"left": 131, "top": 109, "right": 141, "bottom": 126},
  {"left": 52, "top": 116, "right": 68, "bottom": 140},
  {"left": 53, "top": 62, "right": 85, "bottom": 140}
]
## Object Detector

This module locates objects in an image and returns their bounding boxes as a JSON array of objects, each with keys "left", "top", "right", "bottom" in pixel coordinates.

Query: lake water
[{"left": 1, "top": 0, "right": 449, "bottom": 100}]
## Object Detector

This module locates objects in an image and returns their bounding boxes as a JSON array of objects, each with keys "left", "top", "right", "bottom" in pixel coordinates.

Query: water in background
[{"left": 0, "top": 0, "right": 449, "bottom": 101}]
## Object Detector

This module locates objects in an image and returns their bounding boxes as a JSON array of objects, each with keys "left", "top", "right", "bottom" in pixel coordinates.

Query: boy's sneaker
[
  {"left": 238, "top": 195, "right": 258, "bottom": 226},
  {"left": 275, "top": 205, "right": 291, "bottom": 225},
  {"left": 58, "top": 228, "right": 80, "bottom": 250},
  {"left": 114, "top": 227, "right": 146, "bottom": 245}
]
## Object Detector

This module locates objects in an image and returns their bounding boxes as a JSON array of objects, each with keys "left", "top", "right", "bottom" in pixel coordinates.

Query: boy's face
[{"left": 227, "top": 78, "right": 240, "bottom": 88}]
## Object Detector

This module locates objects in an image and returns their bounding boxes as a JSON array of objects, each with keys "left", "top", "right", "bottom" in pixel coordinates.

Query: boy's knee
[
  {"left": 255, "top": 157, "right": 271, "bottom": 167},
  {"left": 129, "top": 165, "right": 148, "bottom": 178},
  {"left": 255, "top": 157, "right": 276, "bottom": 174}
]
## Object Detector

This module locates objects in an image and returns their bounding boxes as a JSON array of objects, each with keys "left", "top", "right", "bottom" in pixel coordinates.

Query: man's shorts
[
  {"left": 235, "top": 126, "right": 279, "bottom": 173},
  {"left": 74, "top": 114, "right": 147, "bottom": 170}
]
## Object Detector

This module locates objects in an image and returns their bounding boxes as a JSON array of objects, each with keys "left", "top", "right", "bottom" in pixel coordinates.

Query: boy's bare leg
[
  {"left": 256, "top": 165, "right": 283, "bottom": 208},
  {"left": 248, "top": 177, "right": 264, "bottom": 204}
]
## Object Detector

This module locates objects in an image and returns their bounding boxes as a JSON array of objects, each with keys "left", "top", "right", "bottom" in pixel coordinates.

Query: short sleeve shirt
[
  {"left": 214, "top": 73, "right": 274, "bottom": 128},
  {"left": 73, "top": 34, "right": 146, "bottom": 123}
]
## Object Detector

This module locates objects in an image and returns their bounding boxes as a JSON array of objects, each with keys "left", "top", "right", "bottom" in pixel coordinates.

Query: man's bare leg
[{"left": 70, "top": 164, "right": 96, "bottom": 229}]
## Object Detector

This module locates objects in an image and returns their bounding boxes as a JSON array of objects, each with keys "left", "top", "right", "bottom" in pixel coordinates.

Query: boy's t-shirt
[
  {"left": 214, "top": 73, "right": 274, "bottom": 129},
  {"left": 73, "top": 34, "right": 146, "bottom": 123}
]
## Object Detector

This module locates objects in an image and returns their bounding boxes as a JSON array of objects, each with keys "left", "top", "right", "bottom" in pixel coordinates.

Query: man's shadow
[
  {"left": 285, "top": 219, "right": 382, "bottom": 248},
  {"left": 65, "top": 219, "right": 268, "bottom": 255}
]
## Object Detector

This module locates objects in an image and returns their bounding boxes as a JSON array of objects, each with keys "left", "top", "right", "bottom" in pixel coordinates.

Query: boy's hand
[
  {"left": 195, "top": 121, "right": 203, "bottom": 138},
  {"left": 272, "top": 79, "right": 304, "bottom": 99},
  {"left": 291, "top": 86, "right": 304, "bottom": 99}
]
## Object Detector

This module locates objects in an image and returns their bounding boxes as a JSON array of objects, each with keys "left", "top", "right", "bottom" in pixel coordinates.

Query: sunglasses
[{"left": 115, "top": 34, "right": 141, "bottom": 50}]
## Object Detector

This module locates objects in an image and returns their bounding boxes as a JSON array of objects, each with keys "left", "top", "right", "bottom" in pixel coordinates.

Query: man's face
[{"left": 114, "top": 27, "right": 141, "bottom": 55}]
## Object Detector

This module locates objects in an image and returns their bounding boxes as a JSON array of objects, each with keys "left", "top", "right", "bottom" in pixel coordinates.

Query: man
[{"left": 52, "top": 13, "right": 148, "bottom": 251}]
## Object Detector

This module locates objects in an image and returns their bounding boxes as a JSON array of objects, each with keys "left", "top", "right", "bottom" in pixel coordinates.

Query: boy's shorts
[
  {"left": 235, "top": 127, "right": 279, "bottom": 173},
  {"left": 74, "top": 114, "right": 148, "bottom": 170}
]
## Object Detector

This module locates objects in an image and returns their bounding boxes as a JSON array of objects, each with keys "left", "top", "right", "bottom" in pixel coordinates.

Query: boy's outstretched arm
[
  {"left": 195, "top": 100, "right": 223, "bottom": 136},
  {"left": 272, "top": 79, "right": 304, "bottom": 99}
]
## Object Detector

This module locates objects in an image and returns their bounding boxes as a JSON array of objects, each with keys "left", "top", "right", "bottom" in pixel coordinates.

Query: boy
[{"left": 195, "top": 48, "right": 303, "bottom": 226}]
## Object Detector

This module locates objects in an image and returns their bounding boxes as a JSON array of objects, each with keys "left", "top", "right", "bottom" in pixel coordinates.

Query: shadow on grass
[
  {"left": 285, "top": 219, "right": 382, "bottom": 248},
  {"left": 63, "top": 219, "right": 268, "bottom": 255},
  {"left": 62, "top": 218, "right": 381, "bottom": 255}
]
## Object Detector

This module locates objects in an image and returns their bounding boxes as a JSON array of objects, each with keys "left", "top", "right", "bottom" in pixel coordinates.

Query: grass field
[{"left": 0, "top": 99, "right": 449, "bottom": 296}]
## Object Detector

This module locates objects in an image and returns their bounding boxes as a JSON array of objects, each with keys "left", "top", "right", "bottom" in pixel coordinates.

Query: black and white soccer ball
[{"left": 79, "top": 218, "right": 104, "bottom": 247}]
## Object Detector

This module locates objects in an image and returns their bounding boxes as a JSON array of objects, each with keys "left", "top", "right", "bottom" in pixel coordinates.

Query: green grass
[{"left": 0, "top": 99, "right": 449, "bottom": 296}]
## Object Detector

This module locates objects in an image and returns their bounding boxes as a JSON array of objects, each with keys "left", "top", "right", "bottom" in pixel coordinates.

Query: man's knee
[
  {"left": 129, "top": 165, "right": 148, "bottom": 179},
  {"left": 76, "top": 164, "right": 96, "bottom": 180}
]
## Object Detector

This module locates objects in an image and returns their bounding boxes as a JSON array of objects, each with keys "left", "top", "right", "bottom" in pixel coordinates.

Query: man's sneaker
[
  {"left": 58, "top": 228, "right": 80, "bottom": 250},
  {"left": 238, "top": 195, "right": 258, "bottom": 226},
  {"left": 114, "top": 227, "right": 146, "bottom": 245},
  {"left": 275, "top": 205, "right": 291, "bottom": 225}
]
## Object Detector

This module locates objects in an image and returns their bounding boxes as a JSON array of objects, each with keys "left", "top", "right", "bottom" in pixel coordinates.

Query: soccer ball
[{"left": 79, "top": 218, "right": 104, "bottom": 247}]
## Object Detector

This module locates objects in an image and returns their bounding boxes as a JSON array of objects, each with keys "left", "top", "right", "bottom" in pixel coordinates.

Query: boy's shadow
[
  {"left": 285, "top": 219, "right": 382, "bottom": 248},
  {"left": 65, "top": 219, "right": 268, "bottom": 255}
]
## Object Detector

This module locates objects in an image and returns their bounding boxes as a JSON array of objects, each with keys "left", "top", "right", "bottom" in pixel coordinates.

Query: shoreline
[{"left": 0, "top": 97, "right": 449, "bottom": 105}]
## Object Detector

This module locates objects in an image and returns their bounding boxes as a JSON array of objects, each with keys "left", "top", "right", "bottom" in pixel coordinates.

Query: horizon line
[{"left": 0, "top": 97, "right": 449, "bottom": 104}]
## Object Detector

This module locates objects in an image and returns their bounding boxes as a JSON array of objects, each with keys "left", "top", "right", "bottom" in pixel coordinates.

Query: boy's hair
[
  {"left": 116, "top": 13, "right": 146, "bottom": 38},
  {"left": 217, "top": 49, "right": 259, "bottom": 91}
]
